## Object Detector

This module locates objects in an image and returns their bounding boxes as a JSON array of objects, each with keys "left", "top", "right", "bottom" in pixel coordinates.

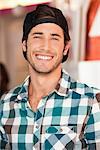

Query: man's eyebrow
[
  {"left": 31, "top": 32, "right": 62, "bottom": 38},
  {"left": 51, "top": 33, "right": 62, "bottom": 38},
  {"left": 32, "top": 32, "right": 43, "bottom": 35}
]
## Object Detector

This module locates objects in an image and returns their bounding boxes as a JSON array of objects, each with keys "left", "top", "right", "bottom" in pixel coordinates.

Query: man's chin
[
  {"left": 28, "top": 59, "right": 62, "bottom": 74},
  {"left": 32, "top": 68, "right": 54, "bottom": 74}
]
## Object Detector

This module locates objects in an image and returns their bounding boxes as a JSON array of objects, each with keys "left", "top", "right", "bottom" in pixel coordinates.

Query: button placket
[{"left": 33, "top": 97, "right": 48, "bottom": 149}]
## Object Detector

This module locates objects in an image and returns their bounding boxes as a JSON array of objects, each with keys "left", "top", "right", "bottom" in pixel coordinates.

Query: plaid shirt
[{"left": 0, "top": 69, "right": 100, "bottom": 150}]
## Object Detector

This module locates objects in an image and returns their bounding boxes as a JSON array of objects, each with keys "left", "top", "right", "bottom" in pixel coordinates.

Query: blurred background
[{"left": 0, "top": 0, "right": 100, "bottom": 96}]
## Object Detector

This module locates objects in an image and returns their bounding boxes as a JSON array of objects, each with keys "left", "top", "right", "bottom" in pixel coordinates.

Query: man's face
[{"left": 24, "top": 23, "right": 66, "bottom": 74}]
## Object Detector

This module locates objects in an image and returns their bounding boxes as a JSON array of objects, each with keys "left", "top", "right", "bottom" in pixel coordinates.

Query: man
[{"left": 0, "top": 4, "right": 100, "bottom": 150}]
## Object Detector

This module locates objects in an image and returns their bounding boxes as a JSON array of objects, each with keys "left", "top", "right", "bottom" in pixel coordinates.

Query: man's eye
[
  {"left": 52, "top": 37, "right": 59, "bottom": 41},
  {"left": 33, "top": 36, "right": 41, "bottom": 39}
]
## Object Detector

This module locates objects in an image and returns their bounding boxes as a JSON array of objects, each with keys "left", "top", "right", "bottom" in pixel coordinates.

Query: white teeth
[{"left": 36, "top": 55, "right": 52, "bottom": 60}]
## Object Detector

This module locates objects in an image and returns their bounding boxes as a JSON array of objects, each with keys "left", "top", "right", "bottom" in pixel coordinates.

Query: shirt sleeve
[
  {"left": 0, "top": 98, "right": 9, "bottom": 149},
  {"left": 84, "top": 94, "right": 100, "bottom": 150},
  {"left": 0, "top": 123, "right": 9, "bottom": 149}
]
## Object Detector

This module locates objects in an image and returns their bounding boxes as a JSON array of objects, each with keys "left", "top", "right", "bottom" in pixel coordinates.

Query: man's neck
[
  {"left": 29, "top": 65, "right": 61, "bottom": 97},
  {"left": 28, "top": 65, "right": 61, "bottom": 111}
]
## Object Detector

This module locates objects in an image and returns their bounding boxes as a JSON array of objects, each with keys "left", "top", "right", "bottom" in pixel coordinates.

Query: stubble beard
[{"left": 27, "top": 53, "right": 63, "bottom": 74}]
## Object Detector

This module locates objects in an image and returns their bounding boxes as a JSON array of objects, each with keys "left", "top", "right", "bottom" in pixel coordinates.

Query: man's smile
[{"left": 35, "top": 54, "right": 54, "bottom": 61}]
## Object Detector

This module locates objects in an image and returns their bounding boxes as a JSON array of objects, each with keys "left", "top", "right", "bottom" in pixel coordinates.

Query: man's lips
[{"left": 35, "top": 54, "right": 53, "bottom": 60}]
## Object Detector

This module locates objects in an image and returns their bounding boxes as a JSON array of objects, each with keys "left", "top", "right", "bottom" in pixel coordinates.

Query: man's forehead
[{"left": 30, "top": 22, "right": 64, "bottom": 33}]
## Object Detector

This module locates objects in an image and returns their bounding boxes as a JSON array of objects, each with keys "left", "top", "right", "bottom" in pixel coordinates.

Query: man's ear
[
  {"left": 22, "top": 40, "right": 27, "bottom": 60},
  {"left": 22, "top": 40, "right": 27, "bottom": 52},
  {"left": 63, "top": 41, "right": 71, "bottom": 56}
]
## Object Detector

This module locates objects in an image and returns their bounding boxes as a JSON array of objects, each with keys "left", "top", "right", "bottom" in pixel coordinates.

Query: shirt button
[
  {"left": 17, "top": 95, "right": 22, "bottom": 100},
  {"left": 60, "top": 128, "right": 63, "bottom": 132},
  {"left": 36, "top": 124, "right": 39, "bottom": 129}
]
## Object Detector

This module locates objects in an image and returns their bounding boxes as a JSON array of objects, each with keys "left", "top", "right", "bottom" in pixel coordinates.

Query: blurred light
[
  {"left": 0, "top": 0, "right": 52, "bottom": 10},
  {"left": 11, "top": 5, "right": 25, "bottom": 17},
  {"left": 69, "top": 0, "right": 83, "bottom": 10}
]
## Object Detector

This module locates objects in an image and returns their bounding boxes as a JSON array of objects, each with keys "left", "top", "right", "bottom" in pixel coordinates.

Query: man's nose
[{"left": 42, "top": 38, "right": 51, "bottom": 51}]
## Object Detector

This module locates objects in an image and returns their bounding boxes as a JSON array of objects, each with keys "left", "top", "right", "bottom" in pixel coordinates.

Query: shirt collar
[
  {"left": 55, "top": 69, "right": 70, "bottom": 96},
  {"left": 16, "top": 69, "right": 71, "bottom": 102},
  {"left": 15, "top": 76, "right": 29, "bottom": 102}
]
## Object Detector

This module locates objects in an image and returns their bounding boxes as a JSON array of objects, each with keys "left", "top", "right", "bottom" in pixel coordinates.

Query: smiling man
[
  {"left": 24, "top": 23, "right": 66, "bottom": 74},
  {"left": 0, "top": 4, "right": 100, "bottom": 150}
]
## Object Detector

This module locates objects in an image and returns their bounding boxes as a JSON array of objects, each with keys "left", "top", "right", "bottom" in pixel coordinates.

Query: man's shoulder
[
  {"left": 70, "top": 78, "right": 99, "bottom": 98},
  {"left": 62, "top": 69, "right": 100, "bottom": 99},
  {"left": 0, "top": 84, "right": 22, "bottom": 105},
  {"left": 0, "top": 76, "right": 29, "bottom": 105}
]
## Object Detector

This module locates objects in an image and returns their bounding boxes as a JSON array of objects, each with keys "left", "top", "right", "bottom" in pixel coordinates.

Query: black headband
[{"left": 35, "top": 17, "right": 62, "bottom": 28}]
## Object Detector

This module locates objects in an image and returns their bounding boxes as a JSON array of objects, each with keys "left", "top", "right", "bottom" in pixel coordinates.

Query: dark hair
[
  {"left": 0, "top": 63, "right": 9, "bottom": 97},
  {"left": 22, "top": 4, "right": 70, "bottom": 62}
]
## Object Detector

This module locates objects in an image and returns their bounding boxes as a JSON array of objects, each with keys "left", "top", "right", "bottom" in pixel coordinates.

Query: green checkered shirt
[{"left": 0, "top": 69, "right": 100, "bottom": 150}]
